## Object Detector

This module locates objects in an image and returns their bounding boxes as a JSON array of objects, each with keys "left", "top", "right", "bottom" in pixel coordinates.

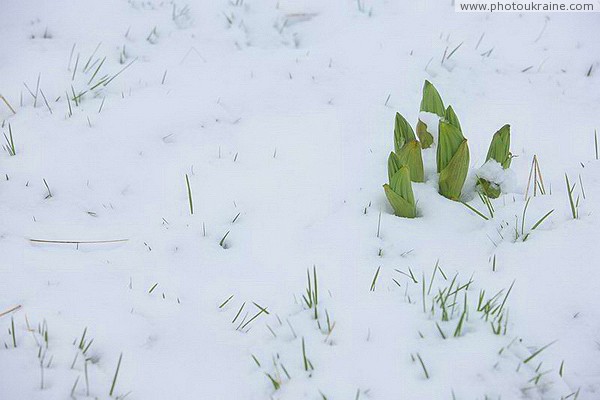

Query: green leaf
[
  {"left": 486, "top": 124, "right": 511, "bottom": 169},
  {"left": 417, "top": 81, "right": 445, "bottom": 149},
  {"left": 420, "top": 80, "right": 445, "bottom": 117},
  {"left": 416, "top": 119, "right": 434, "bottom": 149},
  {"left": 390, "top": 167, "right": 412, "bottom": 199},
  {"left": 394, "top": 112, "right": 416, "bottom": 153},
  {"left": 396, "top": 140, "right": 424, "bottom": 182},
  {"left": 383, "top": 166, "right": 416, "bottom": 218},
  {"left": 387, "top": 152, "right": 402, "bottom": 184},
  {"left": 445, "top": 105, "right": 462, "bottom": 132},
  {"left": 439, "top": 140, "right": 470, "bottom": 200},
  {"left": 383, "top": 184, "right": 416, "bottom": 218},
  {"left": 477, "top": 178, "right": 501, "bottom": 199},
  {"left": 437, "top": 121, "right": 465, "bottom": 173}
]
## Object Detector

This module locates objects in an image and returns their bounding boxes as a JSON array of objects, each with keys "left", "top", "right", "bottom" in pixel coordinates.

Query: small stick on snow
[
  {"left": 1, "top": 95, "right": 17, "bottom": 114},
  {"left": 0, "top": 305, "right": 22, "bottom": 318},
  {"left": 29, "top": 238, "right": 129, "bottom": 244}
]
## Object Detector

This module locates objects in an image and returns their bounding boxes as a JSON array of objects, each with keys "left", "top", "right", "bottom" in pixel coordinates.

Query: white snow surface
[{"left": 1, "top": 1, "right": 600, "bottom": 399}]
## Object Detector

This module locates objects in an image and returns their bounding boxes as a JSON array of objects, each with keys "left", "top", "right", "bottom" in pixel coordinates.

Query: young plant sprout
[
  {"left": 383, "top": 165, "right": 417, "bottom": 218},
  {"left": 393, "top": 112, "right": 416, "bottom": 153},
  {"left": 444, "top": 105, "right": 461, "bottom": 132},
  {"left": 437, "top": 121, "right": 470, "bottom": 200},
  {"left": 417, "top": 80, "right": 445, "bottom": 148},
  {"left": 392, "top": 113, "right": 424, "bottom": 182},
  {"left": 477, "top": 124, "right": 512, "bottom": 198}
]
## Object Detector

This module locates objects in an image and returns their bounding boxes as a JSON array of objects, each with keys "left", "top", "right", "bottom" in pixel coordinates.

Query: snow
[
  {"left": 475, "top": 159, "right": 518, "bottom": 193},
  {"left": 1, "top": 1, "right": 599, "bottom": 399},
  {"left": 418, "top": 111, "right": 442, "bottom": 136}
]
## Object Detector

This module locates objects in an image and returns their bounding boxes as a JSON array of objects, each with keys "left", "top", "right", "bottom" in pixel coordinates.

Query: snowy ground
[{"left": 1, "top": 1, "right": 599, "bottom": 399}]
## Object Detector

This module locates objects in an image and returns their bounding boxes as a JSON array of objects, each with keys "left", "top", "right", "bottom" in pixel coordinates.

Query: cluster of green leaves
[
  {"left": 383, "top": 113, "right": 421, "bottom": 218},
  {"left": 384, "top": 81, "right": 513, "bottom": 216},
  {"left": 418, "top": 81, "right": 471, "bottom": 200}
]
